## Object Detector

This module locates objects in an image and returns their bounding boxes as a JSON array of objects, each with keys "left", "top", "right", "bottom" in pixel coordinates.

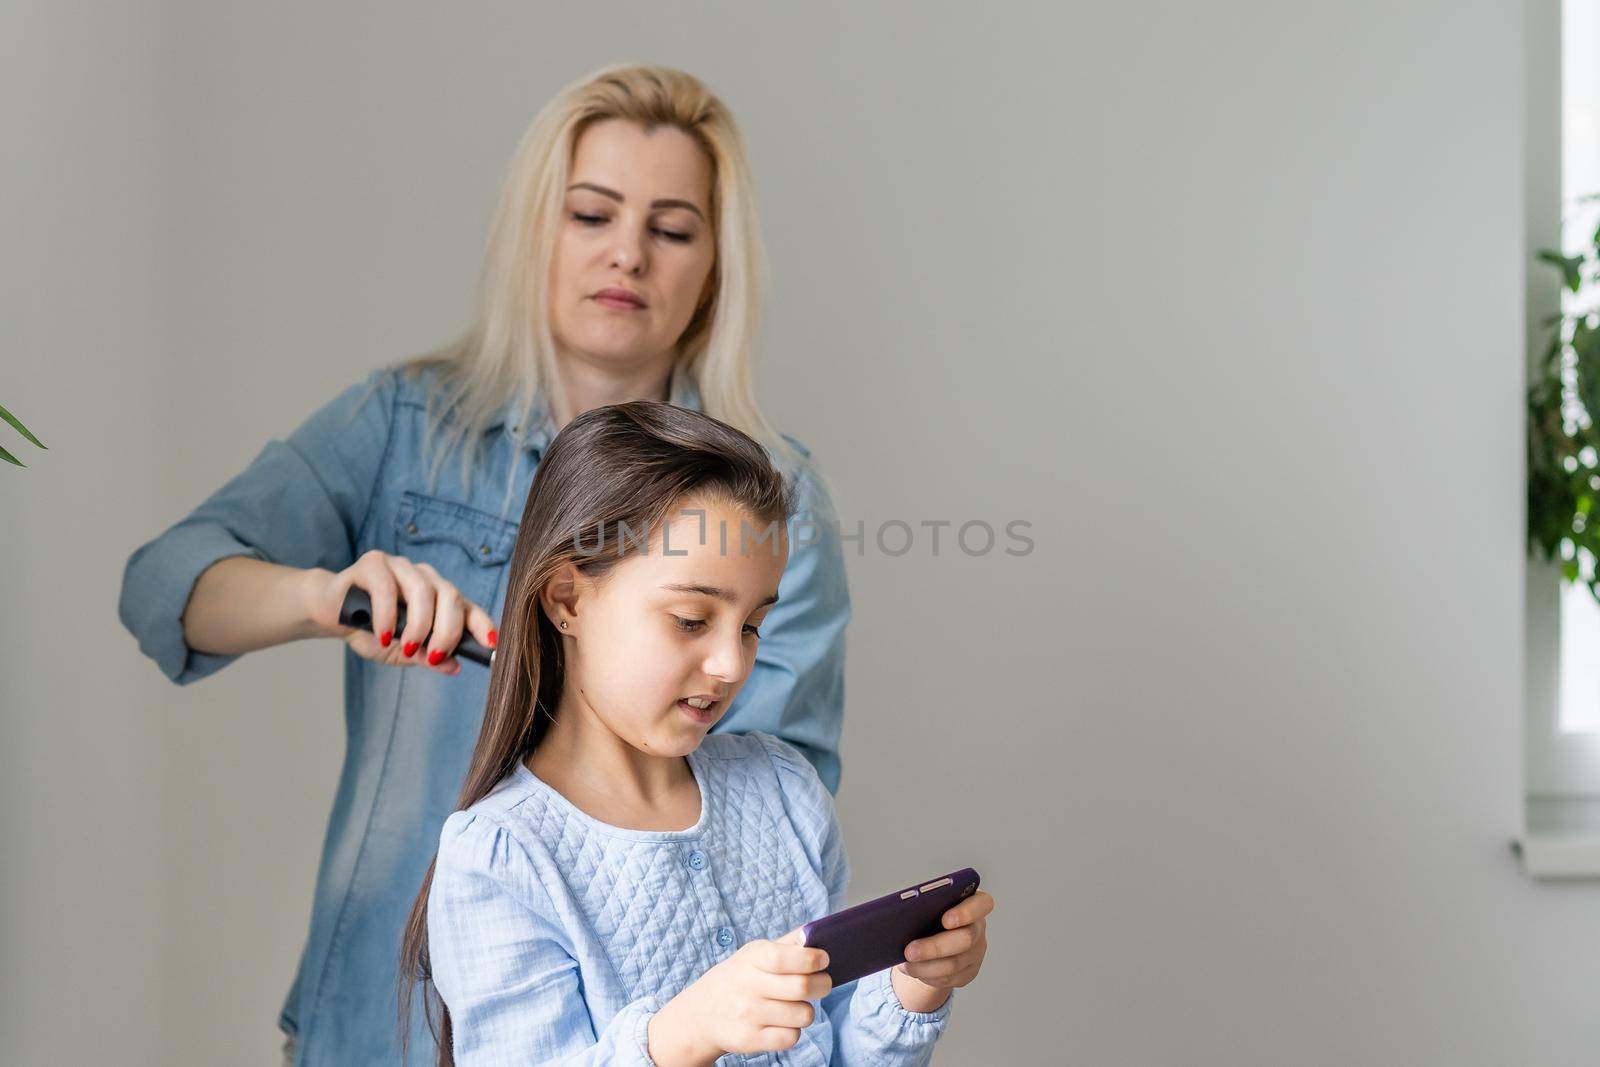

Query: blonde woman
[{"left": 118, "top": 65, "right": 850, "bottom": 1066}]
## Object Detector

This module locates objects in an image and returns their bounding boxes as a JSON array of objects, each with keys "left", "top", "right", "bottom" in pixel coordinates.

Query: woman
[{"left": 117, "top": 64, "right": 850, "bottom": 1066}]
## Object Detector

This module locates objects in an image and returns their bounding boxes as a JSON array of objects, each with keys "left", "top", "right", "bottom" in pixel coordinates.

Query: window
[{"left": 1523, "top": 0, "right": 1600, "bottom": 870}]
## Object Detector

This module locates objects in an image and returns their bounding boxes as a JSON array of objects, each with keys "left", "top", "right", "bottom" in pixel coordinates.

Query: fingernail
[
  {"left": 379, "top": 630, "right": 392, "bottom": 647},
  {"left": 427, "top": 648, "right": 446, "bottom": 666},
  {"left": 487, "top": 629, "right": 498, "bottom": 649},
  {"left": 403, "top": 641, "right": 420, "bottom": 657},
  {"left": 905, "top": 946, "right": 919, "bottom": 961}
]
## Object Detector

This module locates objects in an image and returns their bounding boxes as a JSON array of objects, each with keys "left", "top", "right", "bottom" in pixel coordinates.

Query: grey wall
[{"left": 5, "top": 1, "right": 1597, "bottom": 1063}]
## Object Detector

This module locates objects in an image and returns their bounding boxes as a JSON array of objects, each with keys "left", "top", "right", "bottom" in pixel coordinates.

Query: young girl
[{"left": 399, "top": 402, "right": 994, "bottom": 1065}]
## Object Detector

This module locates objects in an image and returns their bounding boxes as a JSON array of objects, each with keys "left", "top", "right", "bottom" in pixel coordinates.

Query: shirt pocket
[{"left": 393, "top": 490, "right": 518, "bottom": 607}]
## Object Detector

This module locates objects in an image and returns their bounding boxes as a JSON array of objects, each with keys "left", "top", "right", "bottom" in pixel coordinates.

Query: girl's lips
[
  {"left": 677, "top": 698, "right": 719, "bottom": 724},
  {"left": 593, "top": 294, "right": 645, "bottom": 310}
]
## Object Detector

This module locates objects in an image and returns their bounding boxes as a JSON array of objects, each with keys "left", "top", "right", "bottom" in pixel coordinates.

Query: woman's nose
[{"left": 609, "top": 223, "right": 647, "bottom": 275}]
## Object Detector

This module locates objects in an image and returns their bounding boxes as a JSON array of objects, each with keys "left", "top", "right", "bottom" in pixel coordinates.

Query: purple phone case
[{"left": 799, "top": 867, "right": 981, "bottom": 987}]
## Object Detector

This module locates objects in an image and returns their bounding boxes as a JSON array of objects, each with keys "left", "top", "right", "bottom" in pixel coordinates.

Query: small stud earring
[{"left": 560, "top": 621, "right": 568, "bottom": 630}]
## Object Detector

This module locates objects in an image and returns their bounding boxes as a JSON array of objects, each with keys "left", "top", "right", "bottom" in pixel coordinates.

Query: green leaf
[
  {"left": 1538, "top": 249, "right": 1586, "bottom": 292},
  {"left": 0, "top": 442, "right": 23, "bottom": 468},
  {"left": 1564, "top": 558, "right": 1580, "bottom": 583},
  {"left": 0, "top": 403, "right": 44, "bottom": 449}
]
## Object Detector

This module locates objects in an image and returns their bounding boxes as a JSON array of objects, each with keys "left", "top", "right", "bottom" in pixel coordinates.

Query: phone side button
[
  {"left": 900, "top": 890, "right": 919, "bottom": 899},
  {"left": 918, "top": 878, "right": 953, "bottom": 893}
]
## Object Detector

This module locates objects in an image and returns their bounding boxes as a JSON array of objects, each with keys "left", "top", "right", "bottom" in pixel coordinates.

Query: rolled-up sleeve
[
  {"left": 718, "top": 443, "right": 852, "bottom": 793},
  {"left": 117, "top": 368, "right": 397, "bottom": 685}
]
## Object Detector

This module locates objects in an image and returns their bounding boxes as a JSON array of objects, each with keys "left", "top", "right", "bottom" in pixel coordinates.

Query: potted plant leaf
[{"left": 0, "top": 403, "right": 46, "bottom": 468}]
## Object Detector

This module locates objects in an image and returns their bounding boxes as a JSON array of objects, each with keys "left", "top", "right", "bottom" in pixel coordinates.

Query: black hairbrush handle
[{"left": 337, "top": 587, "right": 495, "bottom": 667}]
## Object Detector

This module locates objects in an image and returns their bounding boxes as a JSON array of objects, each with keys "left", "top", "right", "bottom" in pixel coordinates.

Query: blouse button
[
  {"left": 687, "top": 849, "right": 706, "bottom": 871},
  {"left": 715, "top": 927, "right": 734, "bottom": 948},
  {"left": 405, "top": 522, "right": 418, "bottom": 534},
  {"left": 479, "top": 544, "right": 491, "bottom": 556}
]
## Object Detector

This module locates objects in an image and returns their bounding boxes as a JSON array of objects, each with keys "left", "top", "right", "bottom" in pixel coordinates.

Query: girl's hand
[
  {"left": 301, "top": 550, "right": 497, "bottom": 676},
  {"left": 891, "top": 889, "right": 994, "bottom": 1013},
  {"left": 647, "top": 929, "right": 832, "bottom": 1067}
]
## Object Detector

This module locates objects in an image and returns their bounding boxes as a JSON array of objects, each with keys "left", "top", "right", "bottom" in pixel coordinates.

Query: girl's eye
[
  {"left": 671, "top": 616, "right": 762, "bottom": 638},
  {"left": 572, "top": 212, "right": 606, "bottom": 226},
  {"left": 654, "top": 227, "right": 691, "bottom": 243}
]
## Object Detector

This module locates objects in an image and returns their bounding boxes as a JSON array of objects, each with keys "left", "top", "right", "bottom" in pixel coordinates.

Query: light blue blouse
[
  {"left": 117, "top": 363, "right": 851, "bottom": 1065},
  {"left": 428, "top": 731, "right": 952, "bottom": 1066}
]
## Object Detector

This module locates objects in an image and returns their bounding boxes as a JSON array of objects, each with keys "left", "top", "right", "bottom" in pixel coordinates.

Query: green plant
[
  {"left": 0, "top": 402, "right": 45, "bottom": 468},
  {"left": 1527, "top": 192, "right": 1600, "bottom": 599}
]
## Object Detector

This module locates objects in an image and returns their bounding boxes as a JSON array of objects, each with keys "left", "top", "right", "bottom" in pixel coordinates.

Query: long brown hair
[{"left": 398, "top": 400, "right": 793, "bottom": 1064}]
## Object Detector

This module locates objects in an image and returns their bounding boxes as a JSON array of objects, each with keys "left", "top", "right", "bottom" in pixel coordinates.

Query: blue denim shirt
[{"left": 117, "top": 362, "right": 850, "bottom": 1066}]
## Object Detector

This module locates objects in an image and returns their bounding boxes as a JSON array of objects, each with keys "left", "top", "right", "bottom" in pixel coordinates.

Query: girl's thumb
[{"left": 776, "top": 927, "right": 805, "bottom": 946}]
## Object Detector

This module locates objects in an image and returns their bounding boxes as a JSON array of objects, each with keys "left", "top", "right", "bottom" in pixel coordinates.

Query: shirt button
[
  {"left": 405, "top": 522, "right": 418, "bottom": 534},
  {"left": 687, "top": 849, "right": 706, "bottom": 871},
  {"left": 479, "top": 544, "right": 491, "bottom": 555},
  {"left": 715, "top": 927, "right": 734, "bottom": 948}
]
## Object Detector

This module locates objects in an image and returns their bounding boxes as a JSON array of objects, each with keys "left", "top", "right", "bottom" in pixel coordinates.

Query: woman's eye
[
  {"left": 673, "top": 616, "right": 707, "bottom": 632},
  {"left": 570, "top": 212, "right": 688, "bottom": 243},
  {"left": 743, "top": 624, "right": 762, "bottom": 639}
]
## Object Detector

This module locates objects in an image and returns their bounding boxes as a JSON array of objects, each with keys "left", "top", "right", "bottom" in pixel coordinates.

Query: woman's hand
[
  {"left": 301, "top": 550, "right": 497, "bottom": 675},
  {"left": 890, "top": 889, "right": 994, "bottom": 1013},
  {"left": 647, "top": 929, "right": 831, "bottom": 1067}
]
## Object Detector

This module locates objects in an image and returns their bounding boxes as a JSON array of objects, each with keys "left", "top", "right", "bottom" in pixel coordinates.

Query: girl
[{"left": 400, "top": 402, "right": 994, "bottom": 1065}]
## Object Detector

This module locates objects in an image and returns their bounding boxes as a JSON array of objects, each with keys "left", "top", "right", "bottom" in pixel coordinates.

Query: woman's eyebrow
[
  {"left": 661, "top": 582, "right": 780, "bottom": 609},
  {"left": 567, "top": 181, "right": 706, "bottom": 222}
]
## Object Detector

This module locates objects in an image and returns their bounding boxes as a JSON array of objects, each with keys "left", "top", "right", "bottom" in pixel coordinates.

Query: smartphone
[{"left": 799, "top": 867, "right": 981, "bottom": 987}]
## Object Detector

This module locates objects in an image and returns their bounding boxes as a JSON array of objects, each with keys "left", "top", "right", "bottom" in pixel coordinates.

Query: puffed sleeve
[
  {"left": 757, "top": 733, "right": 953, "bottom": 1066},
  {"left": 717, "top": 441, "right": 851, "bottom": 793},
  {"left": 428, "top": 812, "right": 662, "bottom": 1067},
  {"left": 117, "top": 367, "right": 397, "bottom": 685}
]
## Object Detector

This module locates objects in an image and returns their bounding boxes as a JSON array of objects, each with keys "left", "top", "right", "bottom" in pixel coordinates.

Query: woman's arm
[
  {"left": 118, "top": 369, "right": 395, "bottom": 684},
  {"left": 181, "top": 557, "right": 332, "bottom": 656}
]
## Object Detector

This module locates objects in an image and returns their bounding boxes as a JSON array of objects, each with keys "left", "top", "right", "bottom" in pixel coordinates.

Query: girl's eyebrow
[
  {"left": 661, "top": 582, "right": 780, "bottom": 609},
  {"left": 567, "top": 181, "right": 707, "bottom": 222}
]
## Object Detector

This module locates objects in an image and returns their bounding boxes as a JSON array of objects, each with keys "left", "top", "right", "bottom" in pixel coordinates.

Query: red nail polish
[
  {"left": 427, "top": 649, "right": 445, "bottom": 666},
  {"left": 487, "top": 629, "right": 498, "bottom": 649},
  {"left": 403, "top": 641, "right": 420, "bottom": 657},
  {"left": 379, "top": 630, "right": 392, "bottom": 647}
]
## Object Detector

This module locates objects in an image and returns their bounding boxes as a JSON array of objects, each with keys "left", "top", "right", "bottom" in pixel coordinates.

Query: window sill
[{"left": 1514, "top": 797, "right": 1600, "bottom": 880}]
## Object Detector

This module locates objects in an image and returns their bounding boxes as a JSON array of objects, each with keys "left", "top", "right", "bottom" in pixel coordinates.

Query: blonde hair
[{"left": 397, "top": 62, "right": 801, "bottom": 507}]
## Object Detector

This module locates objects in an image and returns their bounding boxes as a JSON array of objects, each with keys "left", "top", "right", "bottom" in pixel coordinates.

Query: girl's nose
[{"left": 701, "top": 628, "right": 745, "bottom": 684}]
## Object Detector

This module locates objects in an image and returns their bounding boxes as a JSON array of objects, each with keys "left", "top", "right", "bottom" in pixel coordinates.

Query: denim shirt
[{"left": 117, "top": 362, "right": 851, "bottom": 1066}]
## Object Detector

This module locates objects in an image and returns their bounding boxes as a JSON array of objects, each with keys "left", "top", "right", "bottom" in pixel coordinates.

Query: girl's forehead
[{"left": 609, "top": 507, "right": 788, "bottom": 593}]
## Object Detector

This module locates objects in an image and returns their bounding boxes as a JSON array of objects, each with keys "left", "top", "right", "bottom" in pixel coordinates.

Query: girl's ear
[{"left": 540, "top": 562, "right": 583, "bottom": 632}]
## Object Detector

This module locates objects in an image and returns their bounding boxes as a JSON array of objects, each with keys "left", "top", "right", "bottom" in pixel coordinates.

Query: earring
[{"left": 560, "top": 621, "right": 568, "bottom": 630}]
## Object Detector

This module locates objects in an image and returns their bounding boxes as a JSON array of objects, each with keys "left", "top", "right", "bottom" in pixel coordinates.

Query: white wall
[
  {"left": 5, "top": 1, "right": 1597, "bottom": 1063},
  {"left": 1, "top": 2, "right": 166, "bottom": 1060}
]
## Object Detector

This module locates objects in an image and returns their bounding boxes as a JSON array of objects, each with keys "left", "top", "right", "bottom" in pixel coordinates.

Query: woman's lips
[{"left": 593, "top": 293, "right": 645, "bottom": 310}]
